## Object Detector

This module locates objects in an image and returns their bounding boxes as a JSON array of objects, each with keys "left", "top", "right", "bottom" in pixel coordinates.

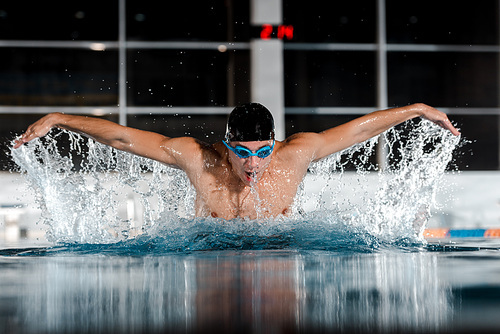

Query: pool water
[{"left": 1, "top": 239, "right": 500, "bottom": 333}]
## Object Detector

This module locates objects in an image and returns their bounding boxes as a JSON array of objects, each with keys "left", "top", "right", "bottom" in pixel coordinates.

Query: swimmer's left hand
[
  {"left": 416, "top": 103, "right": 461, "bottom": 136},
  {"left": 431, "top": 117, "right": 461, "bottom": 136}
]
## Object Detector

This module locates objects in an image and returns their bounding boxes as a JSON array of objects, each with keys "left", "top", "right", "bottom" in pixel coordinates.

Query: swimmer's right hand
[{"left": 13, "top": 113, "right": 61, "bottom": 149}]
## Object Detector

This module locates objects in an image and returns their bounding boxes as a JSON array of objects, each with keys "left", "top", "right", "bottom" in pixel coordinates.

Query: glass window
[
  {"left": 388, "top": 52, "right": 499, "bottom": 108},
  {"left": 286, "top": 114, "right": 360, "bottom": 134},
  {"left": 127, "top": 114, "right": 227, "bottom": 142},
  {"left": 284, "top": 51, "right": 376, "bottom": 107},
  {"left": 127, "top": 49, "right": 250, "bottom": 107},
  {"left": 0, "top": 48, "right": 118, "bottom": 106},
  {"left": 0, "top": 1, "right": 118, "bottom": 40},
  {"left": 450, "top": 115, "right": 499, "bottom": 170},
  {"left": 283, "top": 0, "right": 376, "bottom": 43},
  {"left": 127, "top": 0, "right": 250, "bottom": 42},
  {"left": 386, "top": 0, "right": 499, "bottom": 45}
]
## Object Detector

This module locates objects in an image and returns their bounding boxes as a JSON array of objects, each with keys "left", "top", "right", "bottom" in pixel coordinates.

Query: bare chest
[{"left": 194, "top": 167, "right": 302, "bottom": 220}]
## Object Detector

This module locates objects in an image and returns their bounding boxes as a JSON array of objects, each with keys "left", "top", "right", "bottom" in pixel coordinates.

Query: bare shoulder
[
  {"left": 280, "top": 132, "right": 321, "bottom": 151},
  {"left": 275, "top": 132, "right": 320, "bottom": 163},
  {"left": 159, "top": 136, "right": 219, "bottom": 170}
]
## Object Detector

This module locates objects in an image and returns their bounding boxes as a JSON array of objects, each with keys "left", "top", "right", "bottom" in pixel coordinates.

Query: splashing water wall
[{"left": 10, "top": 119, "right": 460, "bottom": 250}]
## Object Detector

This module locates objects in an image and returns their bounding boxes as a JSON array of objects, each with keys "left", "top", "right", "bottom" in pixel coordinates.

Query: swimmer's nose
[{"left": 246, "top": 155, "right": 259, "bottom": 167}]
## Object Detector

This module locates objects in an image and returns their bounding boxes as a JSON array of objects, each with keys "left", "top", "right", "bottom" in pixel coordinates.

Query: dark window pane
[
  {"left": 450, "top": 115, "right": 499, "bottom": 170},
  {"left": 0, "top": 48, "right": 118, "bottom": 106},
  {"left": 127, "top": 0, "right": 250, "bottom": 42},
  {"left": 286, "top": 114, "right": 361, "bottom": 134},
  {"left": 283, "top": 0, "right": 376, "bottom": 43},
  {"left": 127, "top": 114, "right": 227, "bottom": 142},
  {"left": 0, "top": 1, "right": 118, "bottom": 40},
  {"left": 387, "top": 0, "right": 499, "bottom": 45},
  {"left": 284, "top": 51, "right": 376, "bottom": 107},
  {"left": 388, "top": 52, "right": 499, "bottom": 108},
  {"left": 127, "top": 49, "right": 250, "bottom": 107}
]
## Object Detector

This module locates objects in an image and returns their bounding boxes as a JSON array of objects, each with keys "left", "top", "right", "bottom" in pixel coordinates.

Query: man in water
[{"left": 14, "top": 103, "right": 459, "bottom": 219}]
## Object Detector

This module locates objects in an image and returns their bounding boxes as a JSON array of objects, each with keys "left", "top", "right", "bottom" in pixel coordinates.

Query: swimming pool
[
  {"left": 1, "top": 238, "right": 500, "bottom": 333},
  {"left": 2, "top": 121, "right": 499, "bottom": 333}
]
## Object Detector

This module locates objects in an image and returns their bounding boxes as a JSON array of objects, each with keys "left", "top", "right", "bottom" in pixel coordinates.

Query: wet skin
[{"left": 191, "top": 139, "right": 310, "bottom": 219}]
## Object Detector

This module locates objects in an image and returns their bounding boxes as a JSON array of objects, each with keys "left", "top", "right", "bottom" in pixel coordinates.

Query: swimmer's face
[{"left": 226, "top": 140, "right": 274, "bottom": 186}]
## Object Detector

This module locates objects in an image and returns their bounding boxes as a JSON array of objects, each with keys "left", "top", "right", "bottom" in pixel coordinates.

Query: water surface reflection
[{"left": 1, "top": 250, "right": 454, "bottom": 333}]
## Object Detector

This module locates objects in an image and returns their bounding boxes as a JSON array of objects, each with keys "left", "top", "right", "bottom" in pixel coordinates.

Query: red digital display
[{"left": 260, "top": 24, "right": 294, "bottom": 40}]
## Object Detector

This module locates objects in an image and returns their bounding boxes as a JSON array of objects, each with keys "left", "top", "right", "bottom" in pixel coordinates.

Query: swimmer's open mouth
[{"left": 245, "top": 171, "right": 257, "bottom": 179}]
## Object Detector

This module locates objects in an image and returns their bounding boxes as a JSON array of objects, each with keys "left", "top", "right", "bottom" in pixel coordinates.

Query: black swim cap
[{"left": 225, "top": 103, "right": 275, "bottom": 142}]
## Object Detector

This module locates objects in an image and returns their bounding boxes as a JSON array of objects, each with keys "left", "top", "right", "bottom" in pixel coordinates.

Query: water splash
[
  {"left": 11, "top": 131, "right": 195, "bottom": 244},
  {"left": 300, "top": 120, "right": 461, "bottom": 244},
  {"left": 10, "top": 119, "right": 461, "bottom": 251}
]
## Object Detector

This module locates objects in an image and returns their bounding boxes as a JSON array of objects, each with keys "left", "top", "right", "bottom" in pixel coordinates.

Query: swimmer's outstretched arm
[
  {"left": 308, "top": 103, "right": 460, "bottom": 161},
  {"left": 13, "top": 112, "right": 200, "bottom": 168}
]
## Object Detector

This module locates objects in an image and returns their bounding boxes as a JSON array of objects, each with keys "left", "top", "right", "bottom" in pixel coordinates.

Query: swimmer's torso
[{"left": 189, "top": 150, "right": 307, "bottom": 220}]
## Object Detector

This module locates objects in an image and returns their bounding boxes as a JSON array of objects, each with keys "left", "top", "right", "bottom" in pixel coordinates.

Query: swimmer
[{"left": 13, "top": 102, "right": 460, "bottom": 219}]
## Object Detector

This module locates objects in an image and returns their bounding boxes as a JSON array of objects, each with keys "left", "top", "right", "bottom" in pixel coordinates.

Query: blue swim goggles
[{"left": 223, "top": 140, "right": 275, "bottom": 159}]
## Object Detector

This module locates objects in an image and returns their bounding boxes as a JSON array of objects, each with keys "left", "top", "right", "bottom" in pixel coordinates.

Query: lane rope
[{"left": 424, "top": 228, "right": 500, "bottom": 238}]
